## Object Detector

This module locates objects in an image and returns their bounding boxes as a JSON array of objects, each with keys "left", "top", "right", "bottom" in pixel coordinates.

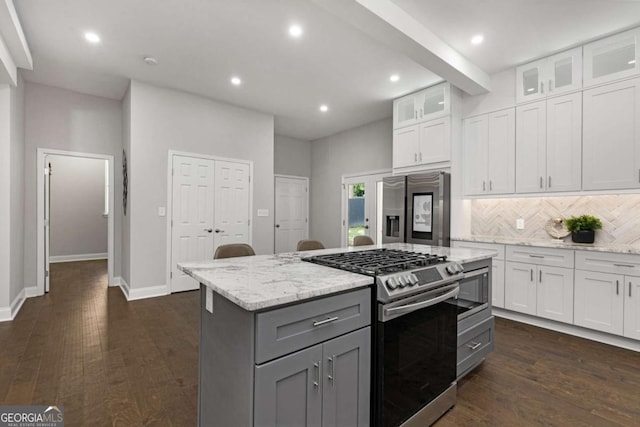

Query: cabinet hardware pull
[
  {"left": 419, "top": 152, "right": 422, "bottom": 162},
  {"left": 313, "top": 316, "right": 339, "bottom": 327},
  {"left": 529, "top": 254, "right": 545, "bottom": 258},
  {"left": 204, "top": 228, "right": 213, "bottom": 233},
  {"left": 530, "top": 269, "right": 533, "bottom": 281},
  {"left": 539, "top": 177, "right": 543, "bottom": 189},
  {"left": 539, "top": 270, "right": 542, "bottom": 282},
  {"left": 630, "top": 282, "right": 633, "bottom": 298},
  {"left": 328, "top": 355, "right": 336, "bottom": 386},
  {"left": 616, "top": 280, "right": 620, "bottom": 295},
  {"left": 549, "top": 79, "right": 553, "bottom": 92},
  {"left": 489, "top": 180, "right": 493, "bottom": 191},
  {"left": 483, "top": 181, "right": 486, "bottom": 191},
  {"left": 614, "top": 263, "right": 635, "bottom": 268},
  {"left": 313, "top": 361, "right": 320, "bottom": 389},
  {"left": 467, "top": 341, "right": 482, "bottom": 350},
  {"left": 415, "top": 110, "right": 417, "bottom": 120},
  {"left": 548, "top": 176, "right": 551, "bottom": 188},
  {"left": 414, "top": 153, "right": 418, "bottom": 163},
  {"left": 541, "top": 81, "right": 544, "bottom": 94},
  {"left": 420, "top": 108, "right": 424, "bottom": 118},
  {"left": 638, "top": 169, "right": 640, "bottom": 183}
]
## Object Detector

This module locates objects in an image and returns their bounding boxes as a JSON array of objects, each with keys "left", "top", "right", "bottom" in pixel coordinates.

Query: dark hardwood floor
[{"left": 1, "top": 260, "right": 639, "bottom": 426}]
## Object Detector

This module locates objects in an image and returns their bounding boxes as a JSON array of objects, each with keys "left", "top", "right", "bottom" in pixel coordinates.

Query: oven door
[
  {"left": 455, "top": 267, "right": 489, "bottom": 320},
  {"left": 375, "top": 285, "right": 459, "bottom": 427}
]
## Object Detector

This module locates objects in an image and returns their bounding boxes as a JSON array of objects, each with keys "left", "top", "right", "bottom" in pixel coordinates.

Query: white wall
[
  {"left": 0, "top": 84, "right": 10, "bottom": 310},
  {"left": 10, "top": 75, "right": 24, "bottom": 304},
  {"left": 462, "top": 68, "right": 516, "bottom": 118},
  {"left": 24, "top": 82, "right": 123, "bottom": 287},
  {"left": 274, "top": 135, "right": 311, "bottom": 177},
  {"left": 127, "top": 81, "right": 274, "bottom": 290},
  {"left": 48, "top": 155, "right": 107, "bottom": 259},
  {"left": 310, "top": 118, "right": 392, "bottom": 248}
]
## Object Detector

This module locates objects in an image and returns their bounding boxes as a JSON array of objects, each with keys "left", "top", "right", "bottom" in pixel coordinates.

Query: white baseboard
[
  {"left": 493, "top": 307, "right": 640, "bottom": 352},
  {"left": 110, "top": 276, "right": 121, "bottom": 287},
  {"left": 0, "top": 288, "right": 27, "bottom": 322},
  {"left": 25, "top": 286, "right": 40, "bottom": 298},
  {"left": 116, "top": 277, "right": 168, "bottom": 301},
  {"left": 50, "top": 252, "right": 108, "bottom": 263}
]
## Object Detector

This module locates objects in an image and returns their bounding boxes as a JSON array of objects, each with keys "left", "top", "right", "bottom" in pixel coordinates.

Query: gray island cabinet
[{"left": 179, "top": 252, "right": 374, "bottom": 427}]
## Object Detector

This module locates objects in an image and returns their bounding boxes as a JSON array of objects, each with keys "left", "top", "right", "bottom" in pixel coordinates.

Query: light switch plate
[
  {"left": 158, "top": 207, "right": 166, "bottom": 217},
  {"left": 516, "top": 218, "right": 525, "bottom": 230},
  {"left": 206, "top": 287, "right": 213, "bottom": 314},
  {"left": 257, "top": 209, "right": 269, "bottom": 217}
]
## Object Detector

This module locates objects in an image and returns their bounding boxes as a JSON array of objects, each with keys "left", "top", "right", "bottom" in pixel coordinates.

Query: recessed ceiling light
[
  {"left": 629, "top": 59, "right": 636, "bottom": 65},
  {"left": 471, "top": 34, "right": 484, "bottom": 45},
  {"left": 389, "top": 74, "right": 400, "bottom": 82},
  {"left": 143, "top": 56, "right": 158, "bottom": 66},
  {"left": 231, "top": 76, "right": 242, "bottom": 86},
  {"left": 289, "top": 25, "right": 303, "bottom": 38},
  {"left": 84, "top": 32, "right": 101, "bottom": 44},
  {"left": 319, "top": 104, "right": 329, "bottom": 113},
  {"left": 527, "top": 87, "right": 535, "bottom": 92},
  {"left": 437, "top": 101, "right": 444, "bottom": 105}
]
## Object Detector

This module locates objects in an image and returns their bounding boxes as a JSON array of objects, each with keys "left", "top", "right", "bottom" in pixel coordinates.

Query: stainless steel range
[{"left": 304, "top": 248, "right": 463, "bottom": 427}]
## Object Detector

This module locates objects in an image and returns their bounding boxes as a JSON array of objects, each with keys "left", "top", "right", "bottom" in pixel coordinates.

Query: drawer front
[
  {"left": 575, "top": 251, "right": 640, "bottom": 276},
  {"left": 506, "top": 245, "right": 574, "bottom": 268},
  {"left": 452, "top": 241, "right": 506, "bottom": 260},
  {"left": 457, "top": 316, "right": 494, "bottom": 378},
  {"left": 255, "top": 288, "right": 371, "bottom": 364}
]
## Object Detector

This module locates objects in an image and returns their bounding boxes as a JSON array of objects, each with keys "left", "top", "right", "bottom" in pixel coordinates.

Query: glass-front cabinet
[
  {"left": 392, "top": 82, "right": 450, "bottom": 129},
  {"left": 516, "top": 47, "right": 582, "bottom": 104},
  {"left": 584, "top": 27, "right": 640, "bottom": 87}
]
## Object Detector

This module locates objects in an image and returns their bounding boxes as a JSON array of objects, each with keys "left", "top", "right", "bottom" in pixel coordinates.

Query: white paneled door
[
  {"left": 171, "top": 156, "right": 216, "bottom": 293},
  {"left": 274, "top": 176, "right": 308, "bottom": 253},
  {"left": 170, "top": 156, "right": 251, "bottom": 293},
  {"left": 213, "top": 161, "right": 250, "bottom": 249}
]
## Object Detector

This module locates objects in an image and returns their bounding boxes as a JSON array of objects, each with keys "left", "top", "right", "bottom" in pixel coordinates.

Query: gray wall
[
  {"left": 121, "top": 85, "right": 131, "bottom": 285},
  {"left": 274, "top": 135, "right": 311, "bottom": 177},
  {"left": 126, "top": 80, "right": 274, "bottom": 290},
  {"left": 24, "top": 82, "right": 123, "bottom": 288},
  {"left": 0, "top": 85, "right": 11, "bottom": 309},
  {"left": 10, "top": 76, "right": 25, "bottom": 304},
  {"left": 310, "top": 118, "right": 392, "bottom": 248},
  {"left": 49, "top": 155, "right": 107, "bottom": 258}
]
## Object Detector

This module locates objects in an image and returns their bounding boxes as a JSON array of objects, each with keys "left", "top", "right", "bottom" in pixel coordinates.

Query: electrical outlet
[{"left": 516, "top": 218, "right": 525, "bottom": 230}]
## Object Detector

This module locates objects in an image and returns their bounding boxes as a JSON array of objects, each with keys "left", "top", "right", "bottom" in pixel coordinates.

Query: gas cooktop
[{"left": 303, "top": 249, "right": 464, "bottom": 302}]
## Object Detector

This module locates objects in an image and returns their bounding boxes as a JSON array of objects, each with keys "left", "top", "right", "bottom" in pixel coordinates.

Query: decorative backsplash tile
[{"left": 470, "top": 195, "right": 640, "bottom": 245}]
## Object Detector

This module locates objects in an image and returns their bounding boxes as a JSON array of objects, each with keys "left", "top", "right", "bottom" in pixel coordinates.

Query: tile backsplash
[{"left": 470, "top": 195, "right": 640, "bottom": 245}]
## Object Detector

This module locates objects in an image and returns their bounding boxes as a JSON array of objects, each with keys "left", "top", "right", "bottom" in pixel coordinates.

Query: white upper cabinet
[
  {"left": 463, "top": 109, "right": 515, "bottom": 196},
  {"left": 516, "top": 47, "right": 582, "bottom": 104},
  {"left": 393, "top": 117, "right": 451, "bottom": 169},
  {"left": 584, "top": 27, "right": 640, "bottom": 88},
  {"left": 516, "top": 92, "right": 582, "bottom": 193},
  {"left": 583, "top": 77, "right": 640, "bottom": 190},
  {"left": 393, "top": 83, "right": 450, "bottom": 130}
]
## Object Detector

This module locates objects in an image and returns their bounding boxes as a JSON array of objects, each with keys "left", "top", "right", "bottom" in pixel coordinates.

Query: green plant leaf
[{"left": 565, "top": 215, "right": 602, "bottom": 232}]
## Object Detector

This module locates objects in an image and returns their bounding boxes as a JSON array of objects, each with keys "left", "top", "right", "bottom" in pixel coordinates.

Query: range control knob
[
  {"left": 446, "top": 263, "right": 464, "bottom": 275},
  {"left": 397, "top": 276, "right": 407, "bottom": 288},
  {"left": 409, "top": 273, "right": 419, "bottom": 285},
  {"left": 386, "top": 278, "right": 398, "bottom": 290}
]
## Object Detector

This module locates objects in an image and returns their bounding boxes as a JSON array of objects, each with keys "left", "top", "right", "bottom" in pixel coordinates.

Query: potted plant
[{"left": 565, "top": 214, "right": 602, "bottom": 244}]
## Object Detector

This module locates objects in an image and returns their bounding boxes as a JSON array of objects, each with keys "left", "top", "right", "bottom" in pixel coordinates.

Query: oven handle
[
  {"left": 382, "top": 284, "right": 459, "bottom": 321},
  {"left": 463, "top": 266, "right": 489, "bottom": 279}
]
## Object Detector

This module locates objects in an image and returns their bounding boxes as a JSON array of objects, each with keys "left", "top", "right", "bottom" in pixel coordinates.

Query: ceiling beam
[
  {"left": 0, "top": 0, "right": 32, "bottom": 85},
  {"left": 312, "top": 0, "right": 491, "bottom": 95}
]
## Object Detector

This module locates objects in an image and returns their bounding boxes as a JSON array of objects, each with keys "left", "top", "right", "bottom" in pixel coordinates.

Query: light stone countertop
[
  {"left": 178, "top": 243, "right": 498, "bottom": 312},
  {"left": 453, "top": 235, "right": 640, "bottom": 255}
]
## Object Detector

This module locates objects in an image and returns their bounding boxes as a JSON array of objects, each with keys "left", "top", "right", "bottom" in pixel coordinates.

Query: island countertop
[{"left": 178, "top": 242, "right": 498, "bottom": 312}]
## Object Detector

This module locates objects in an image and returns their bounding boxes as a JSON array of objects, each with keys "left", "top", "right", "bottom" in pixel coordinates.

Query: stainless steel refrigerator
[{"left": 382, "top": 170, "right": 451, "bottom": 247}]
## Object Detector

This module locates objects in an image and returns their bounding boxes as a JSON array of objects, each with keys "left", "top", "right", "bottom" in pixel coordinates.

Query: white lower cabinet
[
  {"left": 624, "top": 277, "right": 640, "bottom": 340},
  {"left": 492, "top": 259, "right": 505, "bottom": 308},
  {"left": 505, "top": 261, "right": 537, "bottom": 315},
  {"left": 574, "top": 270, "right": 624, "bottom": 335}
]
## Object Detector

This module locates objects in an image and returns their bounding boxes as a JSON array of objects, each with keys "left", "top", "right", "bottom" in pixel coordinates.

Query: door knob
[
  {"left": 204, "top": 228, "right": 213, "bottom": 233},
  {"left": 215, "top": 229, "right": 224, "bottom": 233},
  {"left": 275, "top": 224, "right": 280, "bottom": 228},
  {"left": 364, "top": 225, "right": 369, "bottom": 229}
]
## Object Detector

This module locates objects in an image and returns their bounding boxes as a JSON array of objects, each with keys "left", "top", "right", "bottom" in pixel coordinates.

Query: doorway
[
  {"left": 167, "top": 152, "right": 253, "bottom": 293},
  {"left": 37, "top": 149, "right": 115, "bottom": 295},
  {"left": 341, "top": 171, "right": 391, "bottom": 247},
  {"left": 274, "top": 175, "right": 309, "bottom": 253}
]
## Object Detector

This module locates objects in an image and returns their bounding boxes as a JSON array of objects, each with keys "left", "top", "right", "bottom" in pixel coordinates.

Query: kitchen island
[{"left": 178, "top": 243, "right": 497, "bottom": 426}]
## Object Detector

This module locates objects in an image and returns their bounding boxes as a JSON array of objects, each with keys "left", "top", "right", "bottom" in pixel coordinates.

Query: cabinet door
[
  {"left": 516, "top": 58, "right": 546, "bottom": 104},
  {"left": 546, "top": 92, "right": 582, "bottom": 192},
  {"left": 418, "top": 117, "right": 450, "bottom": 164},
  {"left": 505, "top": 262, "right": 537, "bottom": 315},
  {"left": 574, "top": 270, "right": 624, "bottom": 335},
  {"left": 583, "top": 78, "right": 640, "bottom": 190},
  {"left": 255, "top": 345, "right": 323, "bottom": 427},
  {"left": 584, "top": 27, "right": 640, "bottom": 87},
  {"left": 537, "top": 266, "right": 574, "bottom": 323},
  {"left": 624, "top": 276, "right": 640, "bottom": 340},
  {"left": 546, "top": 47, "right": 583, "bottom": 96},
  {"left": 462, "top": 115, "right": 488, "bottom": 195},
  {"left": 393, "top": 95, "right": 418, "bottom": 129},
  {"left": 487, "top": 108, "right": 515, "bottom": 194},
  {"left": 516, "top": 101, "right": 547, "bottom": 193},
  {"left": 492, "top": 259, "right": 505, "bottom": 309},
  {"left": 322, "top": 328, "right": 370, "bottom": 427},
  {"left": 417, "top": 83, "right": 450, "bottom": 122},
  {"left": 393, "top": 125, "right": 419, "bottom": 168}
]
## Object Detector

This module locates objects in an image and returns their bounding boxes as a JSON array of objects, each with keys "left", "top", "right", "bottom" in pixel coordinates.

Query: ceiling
[{"left": 13, "top": 0, "right": 640, "bottom": 141}]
